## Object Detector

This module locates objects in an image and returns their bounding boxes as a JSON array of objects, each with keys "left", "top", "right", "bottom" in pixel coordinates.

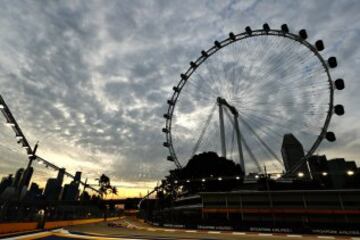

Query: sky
[{"left": 0, "top": 0, "right": 359, "bottom": 198}]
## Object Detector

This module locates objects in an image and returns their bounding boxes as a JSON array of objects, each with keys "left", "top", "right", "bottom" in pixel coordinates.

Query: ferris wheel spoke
[
  {"left": 191, "top": 103, "right": 217, "bottom": 156},
  {"left": 242, "top": 110, "right": 321, "bottom": 135},
  {"left": 223, "top": 108, "right": 263, "bottom": 172},
  {"left": 238, "top": 115, "right": 283, "bottom": 166}
]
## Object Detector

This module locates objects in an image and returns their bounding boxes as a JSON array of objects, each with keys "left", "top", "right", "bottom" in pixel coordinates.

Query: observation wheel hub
[{"left": 217, "top": 97, "right": 238, "bottom": 117}]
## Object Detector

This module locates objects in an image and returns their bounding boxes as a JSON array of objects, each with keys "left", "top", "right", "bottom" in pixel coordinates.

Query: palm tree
[{"left": 96, "top": 174, "right": 118, "bottom": 199}]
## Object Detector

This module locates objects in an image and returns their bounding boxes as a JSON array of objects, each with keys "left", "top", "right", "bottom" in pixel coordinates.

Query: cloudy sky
[{"left": 0, "top": 0, "right": 359, "bottom": 197}]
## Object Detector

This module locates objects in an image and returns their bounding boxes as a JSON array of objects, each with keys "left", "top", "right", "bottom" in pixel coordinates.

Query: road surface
[{"left": 1, "top": 216, "right": 358, "bottom": 240}]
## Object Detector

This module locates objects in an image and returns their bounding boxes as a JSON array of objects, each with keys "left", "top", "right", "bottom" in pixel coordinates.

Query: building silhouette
[
  {"left": 0, "top": 174, "right": 13, "bottom": 195},
  {"left": 12, "top": 168, "right": 24, "bottom": 189},
  {"left": 281, "top": 134, "right": 309, "bottom": 177},
  {"left": 43, "top": 168, "right": 66, "bottom": 201},
  {"left": 62, "top": 171, "right": 81, "bottom": 201},
  {"left": 327, "top": 158, "right": 357, "bottom": 188}
]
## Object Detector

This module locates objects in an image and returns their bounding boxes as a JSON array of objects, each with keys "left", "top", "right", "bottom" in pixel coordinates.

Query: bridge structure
[{"left": 0, "top": 94, "right": 100, "bottom": 194}]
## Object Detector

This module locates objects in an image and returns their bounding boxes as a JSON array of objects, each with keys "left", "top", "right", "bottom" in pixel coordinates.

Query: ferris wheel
[{"left": 162, "top": 23, "right": 345, "bottom": 175}]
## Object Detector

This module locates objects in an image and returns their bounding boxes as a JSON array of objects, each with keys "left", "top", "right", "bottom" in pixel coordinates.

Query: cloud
[{"left": 0, "top": 0, "right": 359, "bottom": 194}]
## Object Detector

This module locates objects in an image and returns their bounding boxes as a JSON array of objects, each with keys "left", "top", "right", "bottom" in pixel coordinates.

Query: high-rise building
[
  {"left": 19, "top": 167, "right": 34, "bottom": 189},
  {"left": 43, "top": 168, "right": 67, "bottom": 201},
  {"left": 43, "top": 179, "right": 62, "bottom": 201},
  {"left": 24, "top": 182, "right": 42, "bottom": 201},
  {"left": 12, "top": 168, "right": 24, "bottom": 189},
  {"left": 281, "top": 134, "right": 309, "bottom": 177},
  {"left": 327, "top": 158, "right": 347, "bottom": 189},
  {"left": 74, "top": 171, "right": 81, "bottom": 182},
  {"left": 57, "top": 168, "right": 65, "bottom": 185},
  {"left": 0, "top": 174, "right": 13, "bottom": 195},
  {"left": 62, "top": 171, "right": 81, "bottom": 201}
]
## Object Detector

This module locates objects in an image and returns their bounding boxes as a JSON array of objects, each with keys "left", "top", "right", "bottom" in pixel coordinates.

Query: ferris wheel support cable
[
  {"left": 238, "top": 115, "right": 282, "bottom": 164},
  {"left": 240, "top": 108, "right": 323, "bottom": 135},
  {"left": 236, "top": 104, "right": 325, "bottom": 124},
  {"left": 180, "top": 82, "right": 215, "bottom": 102},
  {"left": 241, "top": 51, "right": 317, "bottom": 99},
  {"left": 191, "top": 103, "right": 217, "bottom": 156},
  {"left": 231, "top": 100, "right": 328, "bottom": 109},
  {"left": 224, "top": 107, "right": 262, "bottom": 172},
  {"left": 237, "top": 106, "right": 327, "bottom": 122},
  {"left": 240, "top": 109, "right": 320, "bottom": 136},
  {"left": 193, "top": 73, "right": 221, "bottom": 97}
]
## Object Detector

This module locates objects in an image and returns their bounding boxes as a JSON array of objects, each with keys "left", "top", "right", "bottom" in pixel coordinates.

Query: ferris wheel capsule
[
  {"left": 299, "top": 29, "right": 308, "bottom": 40},
  {"left": 180, "top": 73, "right": 188, "bottom": 80},
  {"left": 326, "top": 132, "right": 336, "bottom": 142},
  {"left": 281, "top": 24, "right": 289, "bottom": 33},
  {"left": 214, "top": 41, "right": 221, "bottom": 48},
  {"left": 245, "top": 26, "right": 252, "bottom": 35},
  {"left": 328, "top": 57, "right": 337, "bottom": 68},
  {"left": 334, "top": 105, "right": 345, "bottom": 115},
  {"left": 334, "top": 79, "right": 345, "bottom": 90},
  {"left": 263, "top": 23, "right": 270, "bottom": 33},
  {"left": 201, "top": 50, "right": 208, "bottom": 58},
  {"left": 315, "top": 40, "right": 325, "bottom": 51},
  {"left": 229, "top": 32, "right": 236, "bottom": 41}
]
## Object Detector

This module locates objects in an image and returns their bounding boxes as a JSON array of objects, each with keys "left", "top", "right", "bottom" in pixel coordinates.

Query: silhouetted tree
[
  {"left": 165, "top": 151, "right": 244, "bottom": 196},
  {"left": 96, "top": 174, "right": 117, "bottom": 198}
]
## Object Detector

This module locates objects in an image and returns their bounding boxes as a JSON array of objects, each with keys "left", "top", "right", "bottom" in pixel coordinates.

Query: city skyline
[{"left": 1, "top": 0, "right": 360, "bottom": 198}]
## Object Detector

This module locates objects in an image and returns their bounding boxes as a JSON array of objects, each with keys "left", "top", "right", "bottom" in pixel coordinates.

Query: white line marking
[
  {"left": 164, "top": 229, "right": 176, "bottom": 232},
  {"left": 258, "top": 233, "right": 273, "bottom": 236},
  {"left": 185, "top": 230, "right": 197, "bottom": 233},
  {"left": 147, "top": 228, "right": 156, "bottom": 231},
  {"left": 318, "top": 237, "right": 335, "bottom": 239},
  {"left": 287, "top": 235, "right": 302, "bottom": 238},
  {"left": 232, "top": 232, "right": 246, "bottom": 235},
  {"left": 5, "top": 232, "right": 50, "bottom": 240},
  {"left": 208, "top": 231, "right": 221, "bottom": 234}
]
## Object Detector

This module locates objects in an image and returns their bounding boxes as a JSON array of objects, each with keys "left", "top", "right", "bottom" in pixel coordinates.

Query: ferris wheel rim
[{"left": 163, "top": 27, "right": 334, "bottom": 169}]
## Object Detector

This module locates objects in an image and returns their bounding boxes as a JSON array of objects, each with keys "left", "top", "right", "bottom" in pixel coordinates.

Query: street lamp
[
  {"left": 218, "top": 177, "right": 222, "bottom": 181},
  {"left": 297, "top": 172, "right": 304, "bottom": 178},
  {"left": 6, "top": 122, "right": 15, "bottom": 127},
  {"left": 347, "top": 170, "right": 354, "bottom": 176},
  {"left": 15, "top": 135, "right": 23, "bottom": 141},
  {"left": 322, "top": 172, "right": 328, "bottom": 176}
]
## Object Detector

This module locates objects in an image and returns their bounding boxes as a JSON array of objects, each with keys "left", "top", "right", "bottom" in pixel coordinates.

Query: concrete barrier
[{"left": 0, "top": 222, "right": 38, "bottom": 234}]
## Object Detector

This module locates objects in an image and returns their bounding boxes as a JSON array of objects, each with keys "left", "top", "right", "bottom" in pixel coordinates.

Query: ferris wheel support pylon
[
  {"left": 217, "top": 97, "right": 245, "bottom": 174},
  {"left": 218, "top": 99, "right": 226, "bottom": 158},
  {"left": 234, "top": 112, "right": 245, "bottom": 174}
]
